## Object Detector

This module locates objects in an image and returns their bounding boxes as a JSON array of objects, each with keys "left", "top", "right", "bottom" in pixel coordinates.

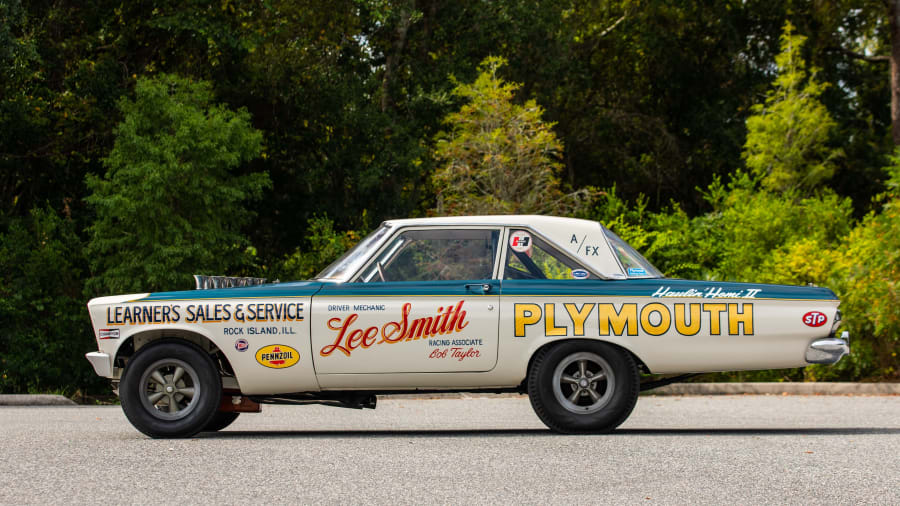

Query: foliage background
[{"left": 1, "top": 0, "right": 898, "bottom": 394}]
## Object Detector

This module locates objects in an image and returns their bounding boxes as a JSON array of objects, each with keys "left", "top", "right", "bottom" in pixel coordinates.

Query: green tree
[
  {"left": 222, "top": 0, "right": 430, "bottom": 255},
  {"left": 272, "top": 215, "right": 365, "bottom": 282},
  {"left": 743, "top": 22, "right": 842, "bottom": 194},
  {"left": 0, "top": 206, "right": 102, "bottom": 394},
  {"left": 432, "top": 56, "right": 592, "bottom": 215},
  {"left": 588, "top": 177, "right": 860, "bottom": 381},
  {"left": 834, "top": 151, "right": 900, "bottom": 378},
  {"left": 85, "top": 74, "right": 269, "bottom": 294}
]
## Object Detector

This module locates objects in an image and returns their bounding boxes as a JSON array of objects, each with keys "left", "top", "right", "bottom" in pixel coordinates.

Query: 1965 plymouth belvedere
[{"left": 85, "top": 215, "right": 849, "bottom": 437}]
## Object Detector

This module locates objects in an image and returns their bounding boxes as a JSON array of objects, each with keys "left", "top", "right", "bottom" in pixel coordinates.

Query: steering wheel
[{"left": 376, "top": 261, "right": 387, "bottom": 282}]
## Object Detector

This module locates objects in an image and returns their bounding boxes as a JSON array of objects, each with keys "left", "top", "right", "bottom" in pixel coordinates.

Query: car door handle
[{"left": 465, "top": 283, "right": 493, "bottom": 294}]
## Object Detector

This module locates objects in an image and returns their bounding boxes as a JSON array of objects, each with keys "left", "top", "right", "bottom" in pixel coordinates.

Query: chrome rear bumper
[{"left": 805, "top": 331, "right": 850, "bottom": 365}]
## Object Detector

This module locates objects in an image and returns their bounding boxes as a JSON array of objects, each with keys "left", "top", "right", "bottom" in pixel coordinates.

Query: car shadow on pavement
[
  {"left": 619, "top": 427, "right": 900, "bottom": 436},
  {"left": 200, "top": 429, "right": 555, "bottom": 438},
  {"left": 197, "top": 427, "right": 900, "bottom": 438}
]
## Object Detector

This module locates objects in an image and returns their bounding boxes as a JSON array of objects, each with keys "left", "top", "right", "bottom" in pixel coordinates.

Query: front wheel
[
  {"left": 119, "top": 341, "right": 222, "bottom": 438},
  {"left": 527, "top": 341, "right": 639, "bottom": 433}
]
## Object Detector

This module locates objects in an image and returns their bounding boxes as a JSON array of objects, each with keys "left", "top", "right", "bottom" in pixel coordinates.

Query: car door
[
  {"left": 499, "top": 227, "right": 605, "bottom": 347},
  {"left": 311, "top": 227, "right": 501, "bottom": 374}
]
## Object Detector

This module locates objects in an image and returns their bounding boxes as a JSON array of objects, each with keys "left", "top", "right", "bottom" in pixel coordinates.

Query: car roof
[
  {"left": 383, "top": 215, "right": 600, "bottom": 228},
  {"left": 381, "top": 215, "right": 626, "bottom": 279}
]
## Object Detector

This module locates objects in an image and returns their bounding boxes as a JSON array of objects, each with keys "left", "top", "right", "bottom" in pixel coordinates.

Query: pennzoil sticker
[{"left": 255, "top": 344, "right": 299, "bottom": 368}]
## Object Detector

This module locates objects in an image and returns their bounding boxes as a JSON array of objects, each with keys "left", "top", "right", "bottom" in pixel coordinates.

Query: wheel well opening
[
  {"left": 523, "top": 339, "right": 650, "bottom": 387},
  {"left": 114, "top": 330, "right": 236, "bottom": 379}
]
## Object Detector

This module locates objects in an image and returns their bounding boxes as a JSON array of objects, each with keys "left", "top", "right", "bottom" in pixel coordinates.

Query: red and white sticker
[
  {"left": 98, "top": 329, "right": 120, "bottom": 340},
  {"left": 802, "top": 311, "right": 828, "bottom": 327},
  {"left": 509, "top": 231, "right": 532, "bottom": 253}
]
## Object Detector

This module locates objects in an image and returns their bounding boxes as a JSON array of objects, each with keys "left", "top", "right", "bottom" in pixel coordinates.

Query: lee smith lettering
[
  {"left": 320, "top": 301, "right": 469, "bottom": 357},
  {"left": 652, "top": 286, "right": 761, "bottom": 299}
]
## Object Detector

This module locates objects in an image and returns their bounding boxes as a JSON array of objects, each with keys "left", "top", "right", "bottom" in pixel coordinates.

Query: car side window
[
  {"left": 358, "top": 229, "right": 500, "bottom": 282},
  {"left": 505, "top": 229, "right": 595, "bottom": 280}
]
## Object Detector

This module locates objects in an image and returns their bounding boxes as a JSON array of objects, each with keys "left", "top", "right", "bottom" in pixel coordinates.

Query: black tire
[
  {"left": 203, "top": 411, "right": 240, "bottom": 432},
  {"left": 119, "top": 340, "right": 222, "bottom": 438},
  {"left": 527, "top": 340, "right": 639, "bottom": 434}
]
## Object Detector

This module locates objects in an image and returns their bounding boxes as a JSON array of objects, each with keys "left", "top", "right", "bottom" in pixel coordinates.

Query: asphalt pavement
[{"left": 1, "top": 395, "right": 898, "bottom": 505}]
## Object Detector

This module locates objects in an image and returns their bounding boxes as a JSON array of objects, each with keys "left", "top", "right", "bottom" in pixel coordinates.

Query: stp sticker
[
  {"left": 235, "top": 339, "right": 249, "bottom": 352},
  {"left": 509, "top": 231, "right": 532, "bottom": 253},
  {"left": 802, "top": 311, "right": 828, "bottom": 327},
  {"left": 256, "top": 344, "right": 299, "bottom": 368},
  {"left": 571, "top": 269, "right": 589, "bottom": 279}
]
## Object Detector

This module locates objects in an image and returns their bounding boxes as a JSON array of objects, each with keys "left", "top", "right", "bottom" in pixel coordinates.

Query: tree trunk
[
  {"left": 381, "top": 6, "right": 414, "bottom": 113},
  {"left": 891, "top": 0, "right": 900, "bottom": 145}
]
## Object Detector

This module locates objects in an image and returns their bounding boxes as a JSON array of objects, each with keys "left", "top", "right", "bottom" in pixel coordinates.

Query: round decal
[
  {"left": 571, "top": 269, "right": 589, "bottom": 279},
  {"left": 255, "top": 344, "right": 300, "bottom": 369},
  {"left": 234, "top": 339, "right": 249, "bottom": 352},
  {"left": 509, "top": 231, "right": 532, "bottom": 253},
  {"left": 802, "top": 311, "right": 828, "bottom": 327}
]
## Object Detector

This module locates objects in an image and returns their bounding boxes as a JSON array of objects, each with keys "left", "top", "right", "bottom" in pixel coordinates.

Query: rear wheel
[
  {"left": 527, "top": 341, "right": 639, "bottom": 433},
  {"left": 203, "top": 411, "right": 240, "bottom": 432},
  {"left": 120, "top": 341, "right": 222, "bottom": 438}
]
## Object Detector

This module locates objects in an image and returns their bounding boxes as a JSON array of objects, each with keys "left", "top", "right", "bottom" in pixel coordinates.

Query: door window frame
[
  {"left": 351, "top": 225, "right": 506, "bottom": 283},
  {"left": 497, "top": 226, "right": 601, "bottom": 280}
]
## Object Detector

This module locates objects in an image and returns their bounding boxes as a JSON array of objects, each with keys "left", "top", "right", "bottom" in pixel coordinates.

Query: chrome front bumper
[
  {"left": 805, "top": 331, "right": 850, "bottom": 365},
  {"left": 85, "top": 351, "right": 112, "bottom": 378}
]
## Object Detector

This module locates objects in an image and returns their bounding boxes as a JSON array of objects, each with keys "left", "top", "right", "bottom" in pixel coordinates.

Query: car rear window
[{"left": 602, "top": 227, "right": 663, "bottom": 278}]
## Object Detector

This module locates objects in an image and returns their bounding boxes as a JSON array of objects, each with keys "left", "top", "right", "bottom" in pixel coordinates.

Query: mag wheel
[
  {"left": 528, "top": 341, "right": 639, "bottom": 433},
  {"left": 120, "top": 341, "right": 221, "bottom": 438}
]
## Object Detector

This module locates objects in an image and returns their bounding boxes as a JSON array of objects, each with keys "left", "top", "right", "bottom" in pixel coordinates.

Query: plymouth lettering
[{"left": 514, "top": 302, "right": 754, "bottom": 337}]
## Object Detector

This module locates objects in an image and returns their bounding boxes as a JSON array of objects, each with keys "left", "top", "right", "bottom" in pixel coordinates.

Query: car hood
[{"left": 130, "top": 280, "right": 325, "bottom": 302}]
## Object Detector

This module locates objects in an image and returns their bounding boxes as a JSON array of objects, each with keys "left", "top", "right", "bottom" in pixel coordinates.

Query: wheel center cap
[
  {"left": 579, "top": 378, "right": 589, "bottom": 388},
  {"left": 165, "top": 386, "right": 175, "bottom": 393}
]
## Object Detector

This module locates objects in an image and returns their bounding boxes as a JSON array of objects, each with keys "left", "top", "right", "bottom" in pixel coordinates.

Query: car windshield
[
  {"left": 316, "top": 224, "right": 393, "bottom": 280},
  {"left": 602, "top": 226, "right": 663, "bottom": 278}
]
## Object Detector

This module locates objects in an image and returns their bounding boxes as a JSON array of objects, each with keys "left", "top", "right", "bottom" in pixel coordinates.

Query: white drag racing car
[{"left": 86, "top": 215, "right": 849, "bottom": 437}]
